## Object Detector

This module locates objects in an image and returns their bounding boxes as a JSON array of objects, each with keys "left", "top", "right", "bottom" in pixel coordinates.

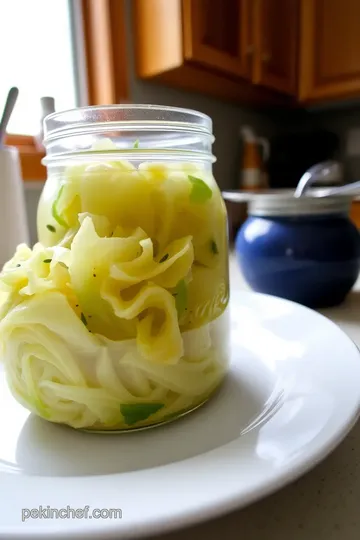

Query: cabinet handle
[{"left": 262, "top": 52, "right": 271, "bottom": 63}]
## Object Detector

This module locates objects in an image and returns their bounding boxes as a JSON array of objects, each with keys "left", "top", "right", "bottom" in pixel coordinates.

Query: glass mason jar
[{"left": 0, "top": 105, "right": 230, "bottom": 432}]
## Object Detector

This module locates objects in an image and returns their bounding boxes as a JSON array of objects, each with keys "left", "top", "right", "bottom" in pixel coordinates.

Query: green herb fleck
[
  {"left": 188, "top": 175, "right": 212, "bottom": 203},
  {"left": 174, "top": 279, "right": 187, "bottom": 318},
  {"left": 51, "top": 185, "right": 68, "bottom": 228},
  {"left": 46, "top": 224, "right": 56, "bottom": 233},
  {"left": 16, "top": 263, "right": 21, "bottom": 267},
  {"left": 80, "top": 312, "right": 87, "bottom": 326},
  {"left": 43, "top": 258, "right": 52, "bottom": 263},
  {"left": 159, "top": 253, "right": 169, "bottom": 263},
  {"left": 120, "top": 403, "right": 164, "bottom": 426},
  {"left": 210, "top": 240, "right": 219, "bottom": 255},
  {"left": 133, "top": 139, "right": 140, "bottom": 149}
]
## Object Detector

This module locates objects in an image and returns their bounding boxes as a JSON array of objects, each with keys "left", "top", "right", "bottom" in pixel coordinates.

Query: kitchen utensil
[
  {"left": 304, "top": 181, "right": 360, "bottom": 198},
  {"left": 239, "top": 126, "right": 270, "bottom": 190},
  {"left": 0, "top": 146, "right": 29, "bottom": 265},
  {"left": 0, "top": 87, "right": 19, "bottom": 145},
  {"left": 35, "top": 96, "right": 55, "bottom": 150},
  {"left": 294, "top": 160, "right": 342, "bottom": 197}
]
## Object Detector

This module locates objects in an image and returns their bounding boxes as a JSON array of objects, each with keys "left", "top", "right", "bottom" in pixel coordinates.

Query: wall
[{"left": 309, "top": 106, "right": 360, "bottom": 182}]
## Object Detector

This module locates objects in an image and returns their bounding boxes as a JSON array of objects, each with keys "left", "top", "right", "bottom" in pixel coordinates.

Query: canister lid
[{"left": 248, "top": 191, "right": 352, "bottom": 217}]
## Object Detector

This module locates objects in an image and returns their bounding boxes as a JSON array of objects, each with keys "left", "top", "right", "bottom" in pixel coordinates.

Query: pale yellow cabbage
[
  {"left": 0, "top": 291, "right": 228, "bottom": 429},
  {"left": 69, "top": 215, "right": 192, "bottom": 361},
  {"left": 1, "top": 152, "right": 229, "bottom": 430}
]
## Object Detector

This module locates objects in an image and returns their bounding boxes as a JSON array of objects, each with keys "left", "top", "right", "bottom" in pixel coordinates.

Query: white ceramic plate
[{"left": 1, "top": 291, "right": 360, "bottom": 540}]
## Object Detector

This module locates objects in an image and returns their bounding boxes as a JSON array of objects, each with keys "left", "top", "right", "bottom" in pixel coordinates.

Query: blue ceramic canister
[{"left": 235, "top": 193, "right": 360, "bottom": 307}]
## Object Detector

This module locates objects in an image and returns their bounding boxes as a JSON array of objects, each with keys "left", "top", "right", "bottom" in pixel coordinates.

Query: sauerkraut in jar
[{"left": 0, "top": 105, "right": 230, "bottom": 431}]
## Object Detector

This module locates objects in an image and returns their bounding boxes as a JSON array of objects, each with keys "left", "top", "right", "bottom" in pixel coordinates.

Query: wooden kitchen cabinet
[
  {"left": 182, "top": 0, "right": 252, "bottom": 79},
  {"left": 134, "top": 0, "right": 296, "bottom": 105},
  {"left": 253, "top": 0, "right": 298, "bottom": 95},
  {"left": 134, "top": 0, "right": 360, "bottom": 106},
  {"left": 299, "top": 0, "right": 360, "bottom": 102}
]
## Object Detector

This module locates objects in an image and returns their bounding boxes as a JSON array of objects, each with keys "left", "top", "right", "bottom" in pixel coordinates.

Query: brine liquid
[{"left": 1, "top": 158, "right": 230, "bottom": 431}]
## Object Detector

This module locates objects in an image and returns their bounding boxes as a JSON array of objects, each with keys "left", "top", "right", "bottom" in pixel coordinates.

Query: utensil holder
[{"left": 0, "top": 146, "right": 29, "bottom": 267}]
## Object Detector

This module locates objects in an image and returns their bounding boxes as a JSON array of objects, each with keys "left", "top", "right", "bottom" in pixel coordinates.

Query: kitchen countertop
[{"left": 149, "top": 255, "right": 360, "bottom": 540}]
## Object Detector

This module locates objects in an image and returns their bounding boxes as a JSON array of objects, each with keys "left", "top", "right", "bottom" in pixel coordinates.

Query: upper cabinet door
[
  {"left": 253, "top": 0, "right": 299, "bottom": 95},
  {"left": 182, "top": 0, "right": 252, "bottom": 79},
  {"left": 299, "top": 0, "right": 360, "bottom": 101}
]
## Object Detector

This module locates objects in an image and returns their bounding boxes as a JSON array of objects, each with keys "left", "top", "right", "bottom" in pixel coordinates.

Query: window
[
  {"left": 2, "top": 0, "right": 129, "bottom": 180},
  {"left": 0, "top": 0, "right": 79, "bottom": 135}
]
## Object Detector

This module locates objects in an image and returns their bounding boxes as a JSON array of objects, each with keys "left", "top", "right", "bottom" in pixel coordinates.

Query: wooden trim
[
  {"left": 182, "top": 0, "right": 193, "bottom": 59},
  {"left": 108, "top": 0, "right": 130, "bottom": 102},
  {"left": 82, "top": 0, "right": 116, "bottom": 104},
  {"left": 82, "top": 0, "right": 129, "bottom": 104},
  {"left": 18, "top": 150, "right": 46, "bottom": 182},
  {"left": 134, "top": 0, "right": 183, "bottom": 78},
  {"left": 154, "top": 64, "right": 296, "bottom": 107},
  {"left": 350, "top": 202, "right": 360, "bottom": 229},
  {"left": 5, "top": 135, "right": 46, "bottom": 182},
  {"left": 6, "top": 134, "right": 34, "bottom": 148},
  {"left": 300, "top": 79, "right": 360, "bottom": 103}
]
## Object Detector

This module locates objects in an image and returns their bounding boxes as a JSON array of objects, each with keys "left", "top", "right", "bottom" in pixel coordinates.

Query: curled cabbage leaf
[
  {"left": 69, "top": 215, "right": 193, "bottom": 362},
  {"left": 0, "top": 242, "right": 73, "bottom": 319}
]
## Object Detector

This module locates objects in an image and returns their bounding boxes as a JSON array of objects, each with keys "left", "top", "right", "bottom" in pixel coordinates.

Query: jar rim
[
  {"left": 44, "top": 104, "right": 213, "bottom": 141},
  {"left": 42, "top": 104, "right": 215, "bottom": 166},
  {"left": 248, "top": 192, "right": 352, "bottom": 217}
]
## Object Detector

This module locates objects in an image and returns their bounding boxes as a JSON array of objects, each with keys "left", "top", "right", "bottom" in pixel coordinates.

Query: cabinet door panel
[
  {"left": 254, "top": 0, "right": 298, "bottom": 95},
  {"left": 182, "top": 0, "right": 252, "bottom": 79},
  {"left": 299, "top": 0, "right": 360, "bottom": 101}
]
